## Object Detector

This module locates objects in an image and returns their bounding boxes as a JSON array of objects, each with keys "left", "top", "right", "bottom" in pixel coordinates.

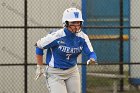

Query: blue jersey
[{"left": 36, "top": 28, "right": 97, "bottom": 69}]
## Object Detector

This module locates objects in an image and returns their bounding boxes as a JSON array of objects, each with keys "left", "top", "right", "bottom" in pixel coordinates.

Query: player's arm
[
  {"left": 35, "top": 47, "right": 45, "bottom": 80},
  {"left": 86, "top": 52, "right": 97, "bottom": 65},
  {"left": 36, "top": 47, "right": 43, "bottom": 65},
  {"left": 83, "top": 35, "right": 97, "bottom": 65}
]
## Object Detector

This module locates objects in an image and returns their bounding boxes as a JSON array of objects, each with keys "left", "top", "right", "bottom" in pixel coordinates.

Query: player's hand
[
  {"left": 87, "top": 58, "right": 97, "bottom": 65},
  {"left": 35, "top": 65, "right": 45, "bottom": 80}
]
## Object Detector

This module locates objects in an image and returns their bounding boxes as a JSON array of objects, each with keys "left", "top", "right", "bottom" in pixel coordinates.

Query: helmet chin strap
[
  {"left": 75, "top": 28, "right": 82, "bottom": 33},
  {"left": 75, "top": 29, "right": 82, "bottom": 33}
]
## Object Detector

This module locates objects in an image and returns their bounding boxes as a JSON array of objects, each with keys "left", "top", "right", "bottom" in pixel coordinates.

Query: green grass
[
  {"left": 86, "top": 71, "right": 140, "bottom": 93},
  {"left": 87, "top": 76, "right": 113, "bottom": 87}
]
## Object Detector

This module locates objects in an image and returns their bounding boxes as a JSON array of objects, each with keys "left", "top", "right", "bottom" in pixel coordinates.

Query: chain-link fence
[{"left": 0, "top": 0, "right": 140, "bottom": 93}]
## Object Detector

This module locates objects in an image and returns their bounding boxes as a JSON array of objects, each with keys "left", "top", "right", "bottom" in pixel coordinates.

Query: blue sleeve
[
  {"left": 83, "top": 41, "right": 97, "bottom": 61},
  {"left": 88, "top": 52, "right": 97, "bottom": 61},
  {"left": 36, "top": 47, "right": 44, "bottom": 55}
]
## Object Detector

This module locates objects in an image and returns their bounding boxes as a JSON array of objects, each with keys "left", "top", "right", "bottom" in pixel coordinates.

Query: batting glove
[
  {"left": 35, "top": 65, "right": 45, "bottom": 80},
  {"left": 87, "top": 58, "right": 97, "bottom": 65}
]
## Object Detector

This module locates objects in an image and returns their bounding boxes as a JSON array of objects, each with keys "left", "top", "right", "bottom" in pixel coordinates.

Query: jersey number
[{"left": 66, "top": 54, "right": 72, "bottom": 60}]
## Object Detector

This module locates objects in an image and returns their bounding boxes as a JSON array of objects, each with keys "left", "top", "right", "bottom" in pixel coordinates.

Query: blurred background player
[{"left": 35, "top": 7, "right": 97, "bottom": 93}]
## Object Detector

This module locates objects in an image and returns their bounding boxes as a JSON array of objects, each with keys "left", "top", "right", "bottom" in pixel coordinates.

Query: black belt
[
  {"left": 55, "top": 67, "right": 69, "bottom": 70},
  {"left": 49, "top": 65, "right": 76, "bottom": 70}
]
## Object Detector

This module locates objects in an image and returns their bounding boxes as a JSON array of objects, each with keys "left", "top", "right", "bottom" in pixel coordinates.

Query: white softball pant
[{"left": 45, "top": 65, "right": 81, "bottom": 93}]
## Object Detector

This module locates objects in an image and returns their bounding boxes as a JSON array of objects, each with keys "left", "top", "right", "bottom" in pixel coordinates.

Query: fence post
[
  {"left": 119, "top": 0, "right": 124, "bottom": 91},
  {"left": 24, "top": 0, "right": 28, "bottom": 93}
]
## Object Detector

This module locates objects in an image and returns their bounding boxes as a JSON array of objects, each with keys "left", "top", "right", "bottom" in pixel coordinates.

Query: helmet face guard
[
  {"left": 65, "top": 21, "right": 83, "bottom": 33},
  {"left": 62, "top": 8, "right": 84, "bottom": 27},
  {"left": 65, "top": 21, "right": 82, "bottom": 27}
]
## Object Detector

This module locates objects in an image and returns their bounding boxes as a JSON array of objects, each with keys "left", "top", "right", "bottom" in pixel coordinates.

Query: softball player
[{"left": 35, "top": 8, "right": 97, "bottom": 93}]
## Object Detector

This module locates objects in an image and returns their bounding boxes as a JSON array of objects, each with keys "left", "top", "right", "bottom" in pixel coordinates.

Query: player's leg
[
  {"left": 45, "top": 66, "right": 67, "bottom": 93},
  {"left": 46, "top": 75, "right": 67, "bottom": 93},
  {"left": 65, "top": 68, "right": 81, "bottom": 93}
]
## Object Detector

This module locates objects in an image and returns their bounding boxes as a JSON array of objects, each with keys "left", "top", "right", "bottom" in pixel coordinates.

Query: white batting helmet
[{"left": 62, "top": 8, "right": 84, "bottom": 24}]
